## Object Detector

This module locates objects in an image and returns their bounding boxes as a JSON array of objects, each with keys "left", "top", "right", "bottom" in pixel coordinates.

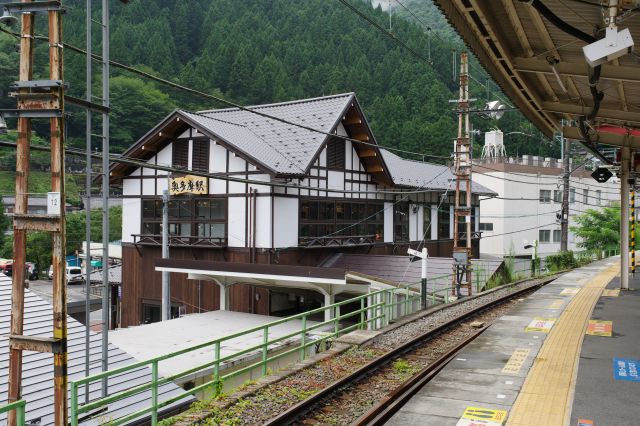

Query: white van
[{"left": 48, "top": 265, "right": 84, "bottom": 283}]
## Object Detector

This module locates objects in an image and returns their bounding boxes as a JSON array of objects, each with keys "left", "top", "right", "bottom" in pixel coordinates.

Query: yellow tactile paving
[{"left": 507, "top": 264, "right": 619, "bottom": 426}]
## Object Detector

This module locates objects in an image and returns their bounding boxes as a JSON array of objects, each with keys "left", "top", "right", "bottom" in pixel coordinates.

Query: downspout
[{"left": 252, "top": 188, "right": 258, "bottom": 264}]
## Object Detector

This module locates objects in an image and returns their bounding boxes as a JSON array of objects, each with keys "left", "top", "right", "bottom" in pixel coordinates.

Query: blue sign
[{"left": 613, "top": 358, "right": 640, "bottom": 381}]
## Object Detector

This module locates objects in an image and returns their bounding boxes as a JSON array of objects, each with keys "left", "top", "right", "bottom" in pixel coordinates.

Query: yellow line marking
[
  {"left": 502, "top": 348, "right": 531, "bottom": 375},
  {"left": 507, "top": 264, "right": 618, "bottom": 426}
]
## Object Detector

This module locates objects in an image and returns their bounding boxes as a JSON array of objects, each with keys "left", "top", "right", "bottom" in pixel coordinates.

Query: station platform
[{"left": 386, "top": 257, "right": 638, "bottom": 426}]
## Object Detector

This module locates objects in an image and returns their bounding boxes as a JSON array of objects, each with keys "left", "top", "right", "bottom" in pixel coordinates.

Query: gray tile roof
[
  {"left": 379, "top": 149, "right": 496, "bottom": 195},
  {"left": 191, "top": 93, "right": 354, "bottom": 175},
  {"left": 89, "top": 264, "right": 122, "bottom": 285},
  {"left": 0, "top": 275, "right": 187, "bottom": 425},
  {"left": 323, "top": 253, "right": 503, "bottom": 288}
]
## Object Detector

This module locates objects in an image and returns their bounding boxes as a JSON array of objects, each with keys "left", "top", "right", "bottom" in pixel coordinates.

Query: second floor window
[
  {"left": 539, "top": 229, "right": 551, "bottom": 243},
  {"left": 539, "top": 190, "right": 551, "bottom": 203},
  {"left": 172, "top": 141, "right": 188, "bottom": 169},
  {"left": 192, "top": 139, "right": 210, "bottom": 172},
  {"left": 553, "top": 229, "right": 561, "bottom": 242},
  {"left": 553, "top": 190, "right": 563, "bottom": 203},
  {"left": 326, "top": 137, "right": 345, "bottom": 170}
]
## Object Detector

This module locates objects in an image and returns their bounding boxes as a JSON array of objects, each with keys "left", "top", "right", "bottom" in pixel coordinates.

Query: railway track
[{"left": 263, "top": 276, "right": 556, "bottom": 426}]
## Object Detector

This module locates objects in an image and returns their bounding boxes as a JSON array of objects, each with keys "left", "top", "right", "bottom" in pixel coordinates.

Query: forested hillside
[{"left": 0, "top": 0, "right": 559, "bottom": 161}]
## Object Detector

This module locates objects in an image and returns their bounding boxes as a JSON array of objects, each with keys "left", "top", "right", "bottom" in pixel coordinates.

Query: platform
[{"left": 385, "top": 257, "right": 635, "bottom": 426}]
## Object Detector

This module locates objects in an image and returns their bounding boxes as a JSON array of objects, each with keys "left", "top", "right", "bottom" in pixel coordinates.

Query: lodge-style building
[{"left": 111, "top": 93, "right": 493, "bottom": 327}]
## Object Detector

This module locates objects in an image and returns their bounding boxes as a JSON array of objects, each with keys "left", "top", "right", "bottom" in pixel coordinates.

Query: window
[
  {"left": 141, "top": 301, "right": 182, "bottom": 324},
  {"left": 299, "top": 199, "right": 384, "bottom": 242},
  {"left": 438, "top": 205, "right": 451, "bottom": 239},
  {"left": 596, "top": 190, "right": 602, "bottom": 206},
  {"left": 539, "top": 229, "right": 551, "bottom": 243},
  {"left": 539, "top": 190, "right": 551, "bottom": 203},
  {"left": 479, "top": 222, "right": 493, "bottom": 231},
  {"left": 192, "top": 139, "right": 210, "bottom": 172},
  {"left": 172, "top": 140, "right": 188, "bottom": 169},
  {"left": 140, "top": 197, "right": 227, "bottom": 243},
  {"left": 326, "top": 137, "right": 345, "bottom": 170},
  {"left": 569, "top": 188, "right": 575, "bottom": 203},
  {"left": 553, "top": 229, "right": 562, "bottom": 242},
  {"left": 583, "top": 189, "right": 589, "bottom": 205},
  {"left": 394, "top": 202, "right": 410, "bottom": 242},
  {"left": 423, "top": 206, "right": 432, "bottom": 240},
  {"left": 553, "top": 190, "right": 563, "bottom": 203}
]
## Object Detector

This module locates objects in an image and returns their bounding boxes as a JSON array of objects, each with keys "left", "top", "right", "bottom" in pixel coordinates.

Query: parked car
[
  {"left": 1, "top": 260, "right": 37, "bottom": 280},
  {"left": 48, "top": 265, "right": 84, "bottom": 283}
]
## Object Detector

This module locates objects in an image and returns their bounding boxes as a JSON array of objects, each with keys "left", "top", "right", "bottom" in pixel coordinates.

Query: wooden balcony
[{"left": 132, "top": 234, "right": 227, "bottom": 248}]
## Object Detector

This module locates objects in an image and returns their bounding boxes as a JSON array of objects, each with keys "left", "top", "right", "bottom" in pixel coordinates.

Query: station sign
[{"left": 169, "top": 175, "right": 208, "bottom": 195}]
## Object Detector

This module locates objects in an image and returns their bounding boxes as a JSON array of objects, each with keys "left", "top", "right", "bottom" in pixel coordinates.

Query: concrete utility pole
[
  {"left": 621, "top": 146, "right": 630, "bottom": 290},
  {"left": 6, "top": 2, "right": 68, "bottom": 424},
  {"left": 452, "top": 52, "right": 473, "bottom": 297},
  {"left": 632, "top": 185, "right": 636, "bottom": 277},
  {"left": 408, "top": 248, "right": 428, "bottom": 309},
  {"left": 162, "top": 189, "right": 171, "bottom": 321},
  {"left": 560, "top": 135, "right": 570, "bottom": 251}
]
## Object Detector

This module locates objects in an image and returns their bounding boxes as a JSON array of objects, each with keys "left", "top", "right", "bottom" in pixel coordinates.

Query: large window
[
  {"left": 299, "top": 199, "right": 384, "bottom": 241},
  {"left": 438, "top": 205, "right": 451, "bottom": 239},
  {"left": 553, "top": 229, "right": 561, "bottom": 243},
  {"left": 141, "top": 197, "right": 226, "bottom": 243},
  {"left": 553, "top": 190, "right": 563, "bottom": 203},
  {"left": 539, "top": 190, "right": 551, "bottom": 203}
]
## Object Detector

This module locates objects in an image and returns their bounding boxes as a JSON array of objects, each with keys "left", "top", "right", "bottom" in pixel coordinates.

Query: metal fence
[{"left": 0, "top": 400, "right": 26, "bottom": 425}]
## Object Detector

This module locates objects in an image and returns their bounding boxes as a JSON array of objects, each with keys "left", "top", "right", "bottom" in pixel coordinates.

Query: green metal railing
[
  {"left": 70, "top": 278, "right": 455, "bottom": 425},
  {"left": 0, "top": 400, "right": 26, "bottom": 425}
]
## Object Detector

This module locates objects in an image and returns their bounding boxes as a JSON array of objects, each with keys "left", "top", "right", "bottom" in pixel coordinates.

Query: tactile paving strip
[{"left": 506, "top": 264, "right": 619, "bottom": 426}]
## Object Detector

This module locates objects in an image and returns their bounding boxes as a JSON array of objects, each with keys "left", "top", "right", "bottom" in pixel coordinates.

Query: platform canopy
[
  {"left": 434, "top": 0, "right": 640, "bottom": 150},
  {"left": 155, "top": 258, "right": 401, "bottom": 297}
]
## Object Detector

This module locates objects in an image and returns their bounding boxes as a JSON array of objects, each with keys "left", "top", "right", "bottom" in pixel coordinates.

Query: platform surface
[{"left": 386, "top": 257, "right": 626, "bottom": 426}]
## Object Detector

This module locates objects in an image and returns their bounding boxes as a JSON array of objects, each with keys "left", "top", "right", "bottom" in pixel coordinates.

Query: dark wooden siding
[
  {"left": 172, "top": 140, "right": 189, "bottom": 169},
  {"left": 192, "top": 138, "right": 210, "bottom": 172},
  {"left": 326, "top": 137, "right": 345, "bottom": 170}
]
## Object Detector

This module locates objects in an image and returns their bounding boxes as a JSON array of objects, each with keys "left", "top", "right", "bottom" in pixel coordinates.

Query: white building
[{"left": 473, "top": 154, "right": 619, "bottom": 257}]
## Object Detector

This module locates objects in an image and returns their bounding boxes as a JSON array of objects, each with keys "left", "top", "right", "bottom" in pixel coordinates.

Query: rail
[
  {"left": 132, "top": 234, "right": 227, "bottom": 247},
  {"left": 0, "top": 400, "right": 26, "bottom": 425},
  {"left": 71, "top": 276, "right": 469, "bottom": 425}
]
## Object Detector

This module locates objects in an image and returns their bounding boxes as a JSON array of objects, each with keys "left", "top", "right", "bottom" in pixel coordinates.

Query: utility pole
[
  {"left": 100, "top": 0, "right": 110, "bottom": 398},
  {"left": 5, "top": 1, "right": 67, "bottom": 424},
  {"left": 560, "top": 131, "right": 570, "bottom": 251},
  {"left": 84, "top": 0, "right": 92, "bottom": 404},
  {"left": 452, "top": 52, "right": 473, "bottom": 297},
  {"left": 162, "top": 189, "right": 171, "bottom": 321},
  {"left": 621, "top": 146, "right": 630, "bottom": 290}
]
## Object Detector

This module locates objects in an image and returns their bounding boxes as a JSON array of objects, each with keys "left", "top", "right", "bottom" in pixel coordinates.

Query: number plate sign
[{"left": 47, "top": 191, "right": 61, "bottom": 216}]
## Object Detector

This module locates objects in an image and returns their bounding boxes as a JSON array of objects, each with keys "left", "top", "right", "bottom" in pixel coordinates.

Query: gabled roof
[
  {"left": 196, "top": 93, "right": 356, "bottom": 175},
  {"left": 0, "top": 275, "right": 187, "bottom": 425},
  {"left": 380, "top": 149, "right": 496, "bottom": 196},
  {"left": 110, "top": 93, "right": 394, "bottom": 184}
]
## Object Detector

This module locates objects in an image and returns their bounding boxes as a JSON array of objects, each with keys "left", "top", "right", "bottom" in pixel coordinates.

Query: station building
[{"left": 111, "top": 93, "right": 494, "bottom": 327}]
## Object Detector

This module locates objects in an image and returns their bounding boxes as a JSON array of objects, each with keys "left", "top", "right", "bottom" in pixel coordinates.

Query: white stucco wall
[{"left": 273, "top": 197, "right": 298, "bottom": 248}]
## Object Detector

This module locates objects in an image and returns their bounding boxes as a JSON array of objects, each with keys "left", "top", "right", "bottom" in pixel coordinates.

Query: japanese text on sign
[{"left": 170, "top": 175, "right": 208, "bottom": 195}]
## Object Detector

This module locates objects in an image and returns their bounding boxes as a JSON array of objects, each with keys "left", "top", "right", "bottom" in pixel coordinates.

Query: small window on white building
[
  {"left": 553, "top": 190, "right": 563, "bottom": 203},
  {"left": 479, "top": 222, "right": 493, "bottom": 231},
  {"left": 539, "top": 229, "right": 551, "bottom": 243},
  {"left": 596, "top": 190, "right": 602, "bottom": 206},
  {"left": 583, "top": 189, "right": 589, "bottom": 205},
  {"left": 569, "top": 188, "right": 575, "bottom": 203},
  {"left": 553, "top": 229, "right": 561, "bottom": 242},
  {"left": 539, "top": 190, "right": 551, "bottom": 203}
]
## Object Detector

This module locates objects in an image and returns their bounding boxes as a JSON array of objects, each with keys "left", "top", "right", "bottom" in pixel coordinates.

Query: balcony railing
[
  {"left": 299, "top": 234, "right": 378, "bottom": 248},
  {"left": 132, "top": 234, "right": 227, "bottom": 248}
]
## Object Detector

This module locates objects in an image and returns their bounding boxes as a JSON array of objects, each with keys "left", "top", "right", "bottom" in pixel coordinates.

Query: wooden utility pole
[
  {"left": 452, "top": 52, "right": 473, "bottom": 297},
  {"left": 6, "top": 1, "right": 68, "bottom": 424}
]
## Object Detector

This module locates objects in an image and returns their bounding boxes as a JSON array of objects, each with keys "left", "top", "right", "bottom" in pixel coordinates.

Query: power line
[{"left": 0, "top": 26, "right": 450, "bottom": 163}]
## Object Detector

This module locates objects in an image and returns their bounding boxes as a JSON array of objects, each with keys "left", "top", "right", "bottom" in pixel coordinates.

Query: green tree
[
  {"left": 570, "top": 205, "right": 621, "bottom": 253},
  {"left": 0, "top": 197, "right": 9, "bottom": 248}
]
